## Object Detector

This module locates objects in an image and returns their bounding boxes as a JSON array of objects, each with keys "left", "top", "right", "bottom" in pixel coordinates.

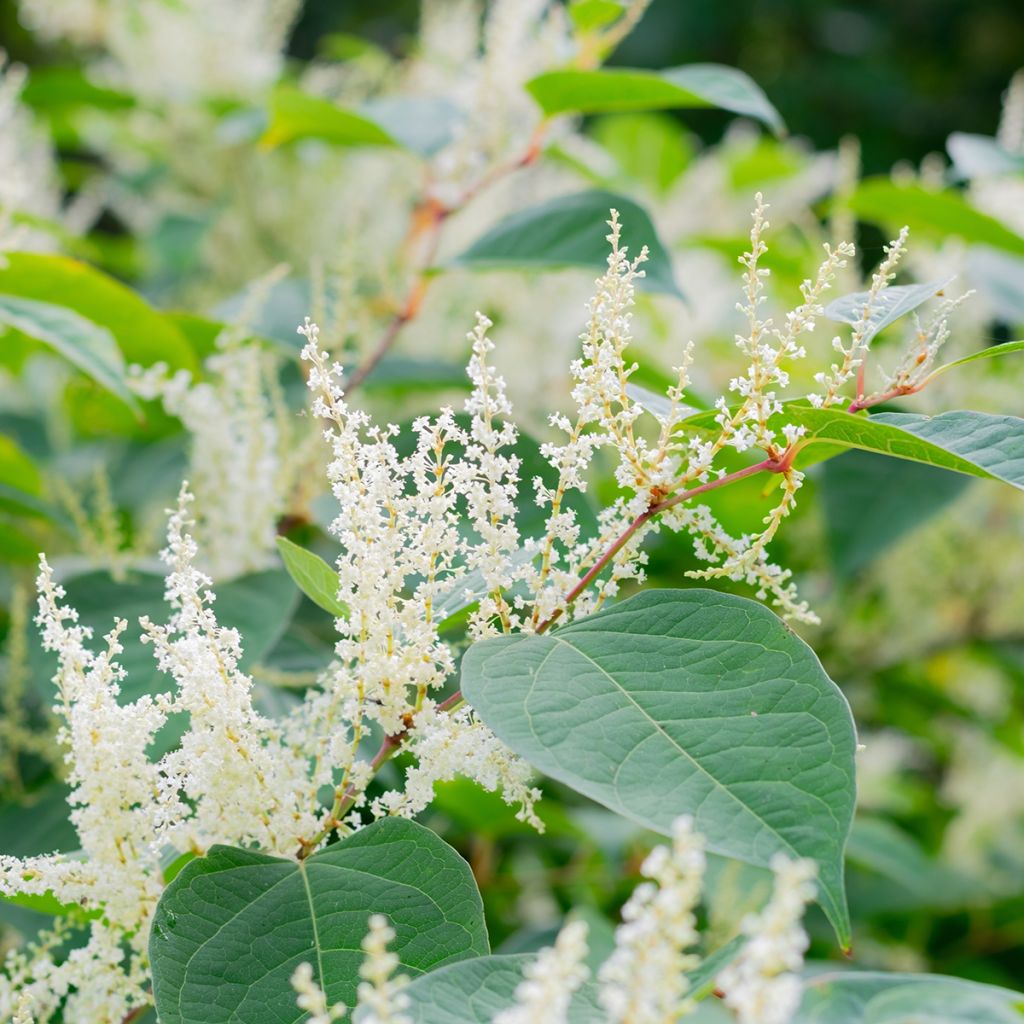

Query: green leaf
[
  {"left": 0, "top": 782, "right": 79, "bottom": 857},
  {"left": 0, "top": 434, "right": 42, "bottom": 496},
  {"left": 526, "top": 65, "right": 784, "bottom": 134},
  {"left": 460, "top": 588, "right": 857, "bottom": 946},
  {"left": 866, "top": 410, "right": 1024, "bottom": 489},
  {"left": 926, "top": 338, "right": 1024, "bottom": 380},
  {"left": 775, "top": 406, "right": 1024, "bottom": 489},
  {"left": 453, "top": 190, "right": 683, "bottom": 298},
  {"left": 0, "top": 253, "right": 196, "bottom": 372},
  {"left": 363, "top": 953, "right": 604, "bottom": 1024},
  {"left": 150, "top": 818, "right": 489, "bottom": 1024},
  {"left": 846, "top": 179, "right": 1024, "bottom": 256},
  {"left": 0, "top": 889, "right": 102, "bottom": 922},
  {"left": 796, "top": 971, "right": 1024, "bottom": 1023},
  {"left": 0, "top": 294, "right": 139, "bottom": 411},
  {"left": 276, "top": 536, "right": 348, "bottom": 617},
  {"left": 262, "top": 85, "right": 399, "bottom": 148},
  {"left": 822, "top": 278, "right": 954, "bottom": 347},
  {"left": 821, "top": 449, "right": 968, "bottom": 576},
  {"left": 568, "top": 0, "right": 626, "bottom": 32}
]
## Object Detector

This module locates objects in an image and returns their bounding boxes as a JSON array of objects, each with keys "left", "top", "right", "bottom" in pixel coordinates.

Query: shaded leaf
[
  {"left": 361, "top": 953, "right": 603, "bottom": 1024},
  {"left": 820, "top": 449, "right": 968, "bottom": 576},
  {"left": 453, "top": 190, "right": 683, "bottom": 298},
  {"left": 796, "top": 971, "right": 1024, "bottom": 1024}
]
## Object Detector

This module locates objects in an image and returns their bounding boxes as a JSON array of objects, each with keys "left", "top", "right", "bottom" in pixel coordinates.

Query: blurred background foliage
[{"left": 0, "top": 0, "right": 1023, "bottom": 1011}]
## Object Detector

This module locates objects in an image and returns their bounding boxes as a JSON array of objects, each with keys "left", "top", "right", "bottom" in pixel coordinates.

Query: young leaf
[
  {"left": 822, "top": 278, "right": 954, "bottom": 347},
  {"left": 276, "top": 536, "right": 348, "bottom": 617},
  {"left": 150, "top": 818, "right": 489, "bottom": 1024},
  {"left": 452, "top": 190, "right": 683, "bottom": 298},
  {"left": 460, "top": 588, "right": 857, "bottom": 946},
  {"left": 926, "top": 338, "right": 1024, "bottom": 380},
  {"left": 261, "top": 85, "right": 399, "bottom": 148},
  {"left": 0, "top": 294, "right": 139, "bottom": 411},
  {"left": 796, "top": 971, "right": 1024, "bottom": 1023},
  {"left": 846, "top": 179, "right": 1024, "bottom": 257},
  {"left": 359, "top": 953, "right": 604, "bottom": 1024},
  {"left": 526, "top": 65, "right": 784, "bottom": 134}
]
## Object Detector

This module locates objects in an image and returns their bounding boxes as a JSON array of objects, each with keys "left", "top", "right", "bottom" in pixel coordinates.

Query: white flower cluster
[
  {"left": 598, "top": 816, "right": 705, "bottom": 1023},
  {"left": 355, "top": 915, "right": 412, "bottom": 1024},
  {"left": 291, "top": 961, "right": 346, "bottom": 1024},
  {"left": 0, "top": 54, "right": 61, "bottom": 252},
  {"left": 717, "top": 854, "right": 818, "bottom": 1024},
  {"left": 809, "top": 226, "right": 909, "bottom": 409},
  {"left": 372, "top": 707, "right": 543, "bottom": 830},
  {"left": 19, "top": 0, "right": 301, "bottom": 101},
  {"left": 427, "top": 0, "right": 573, "bottom": 207},
  {"left": 131, "top": 337, "right": 291, "bottom": 581},
  {"left": 0, "top": 489, "right": 319, "bottom": 1021},
  {"left": 494, "top": 919, "right": 590, "bottom": 1024}
]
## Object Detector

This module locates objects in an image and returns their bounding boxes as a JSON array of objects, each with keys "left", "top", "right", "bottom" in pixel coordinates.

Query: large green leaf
[
  {"left": 452, "top": 190, "right": 682, "bottom": 297},
  {"left": 150, "top": 818, "right": 489, "bottom": 1024},
  {"left": 795, "top": 972, "right": 1024, "bottom": 1023},
  {"left": 262, "top": 85, "right": 399, "bottom": 148},
  {"left": 460, "top": 589, "right": 857, "bottom": 946},
  {"left": 360, "top": 953, "right": 603, "bottom": 1024},
  {"left": 0, "top": 294, "right": 139, "bottom": 410},
  {"left": 0, "top": 253, "right": 197, "bottom": 372},
  {"left": 846, "top": 179, "right": 1024, "bottom": 257},
  {"left": 526, "top": 65, "right": 784, "bottom": 133}
]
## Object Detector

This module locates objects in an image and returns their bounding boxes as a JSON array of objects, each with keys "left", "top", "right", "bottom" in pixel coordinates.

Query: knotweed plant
[{"left": 1, "top": 199, "right": 1018, "bottom": 1024}]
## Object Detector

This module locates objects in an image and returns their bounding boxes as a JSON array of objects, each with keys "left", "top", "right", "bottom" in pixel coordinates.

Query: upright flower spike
[
  {"left": 716, "top": 854, "right": 818, "bottom": 1024},
  {"left": 291, "top": 962, "right": 345, "bottom": 1024},
  {"left": 355, "top": 916, "right": 412, "bottom": 1024},
  {"left": 598, "top": 816, "right": 705, "bottom": 1023},
  {"left": 493, "top": 919, "right": 590, "bottom": 1024},
  {"left": 140, "top": 484, "right": 317, "bottom": 856},
  {"left": 809, "top": 227, "right": 910, "bottom": 409}
]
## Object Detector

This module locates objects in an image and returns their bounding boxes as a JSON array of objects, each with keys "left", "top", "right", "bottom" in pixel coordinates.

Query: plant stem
[
  {"left": 339, "top": 457, "right": 785, "bottom": 796},
  {"left": 343, "top": 128, "right": 547, "bottom": 396},
  {"left": 535, "top": 458, "right": 777, "bottom": 634}
]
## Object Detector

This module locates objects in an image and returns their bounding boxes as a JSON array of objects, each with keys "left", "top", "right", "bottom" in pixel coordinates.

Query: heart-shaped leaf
[{"left": 150, "top": 818, "right": 489, "bottom": 1024}]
